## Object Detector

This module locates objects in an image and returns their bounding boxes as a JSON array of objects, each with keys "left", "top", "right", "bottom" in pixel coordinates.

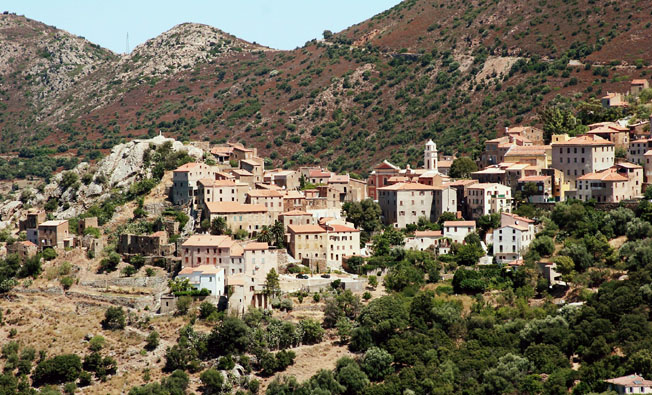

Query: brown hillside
[{"left": 1, "top": 0, "right": 652, "bottom": 175}]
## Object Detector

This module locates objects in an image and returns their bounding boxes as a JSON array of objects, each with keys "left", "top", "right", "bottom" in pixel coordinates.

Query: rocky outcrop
[
  {"left": 96, "top": 134, "right": 203, "bottom": 189},
  {"left": 0, "top": 135, "right": 203, "bottom": 229}
]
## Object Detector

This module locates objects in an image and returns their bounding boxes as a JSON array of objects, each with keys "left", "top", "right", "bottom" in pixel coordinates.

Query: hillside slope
[{"left": 1, "top": 0, "right": 652, "bottom": 175}]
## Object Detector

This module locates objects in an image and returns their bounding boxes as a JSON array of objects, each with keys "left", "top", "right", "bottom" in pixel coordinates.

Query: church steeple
[{"left": 424, "top": 140, "right": 438, "bottom": 171}]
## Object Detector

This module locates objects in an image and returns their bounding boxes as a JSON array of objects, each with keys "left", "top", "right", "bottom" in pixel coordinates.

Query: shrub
[
  {"left": 99, "top": 252, "right": 121, "bottom": 273},
  {"left": 60, "top": 276, "right": 74, "bottom": 290},
  {"left": 32, "top": 354, "right": 82, "bottom": 386},
  {"left": 89, "top": 336, "right": 105, "bottom": 352},
  {"left": 361, "top": 347, "right": 394, "bottom": 381},
  {"left": 101, "top": 307, "right": 126, "bottom": 330},
  {"left": 199, "top": 302, "right": 217, "bottom": 319},
  {"left": 176, "top": 296, "right": 192, "bottom": 315},
  {"left": 42, "top": 248, "right": 57, "bottom": 261},
  {"left": 122, "top": 265, "right": 137, "bottom": 277},
  {"left": 300, "top": 319, "right": 324, "bottom": 345},
  {"left": 200, "top": 368, "right": 224, "bottom": 394},
  {"left": 145, "top": 331, "right": 159, "bottom": 351}
]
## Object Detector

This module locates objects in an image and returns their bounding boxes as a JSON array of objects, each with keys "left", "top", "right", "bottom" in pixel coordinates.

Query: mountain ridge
[{"left": 1, "top": 0, "right": 651, "bottom": 176}]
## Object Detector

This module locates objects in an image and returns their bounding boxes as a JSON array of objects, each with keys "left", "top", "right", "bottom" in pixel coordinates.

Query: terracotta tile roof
[
  {"left": 241, "top": 158, "right": 263, "bottom": 167},
  {"left": 205, "top": 202, "right": 267, "bottom": 213},
  {"left": 504, "top": 145, "right": 550, "bottom": 156},
  {"left": 182, "top": 235, "right": 234, "bottom": 247},
  {"left": 502, "top": 223, "right": 529, "bottom": 231},
  {"left": 247, "top": 189, "right": 284, "bottom": 197},
  {"left": 329, "top": 175, "right": 349, "bottom": 183},
  {"left": 616, "top": 161, "right": 642, "bottom": 169},
  {"left": 485, "top": 136, "right": 510, "bottom": 143},
  {"left": 467, "top": 183, "right": 510, "bottom": 190},
  {"left": 283, "top": 190, "right": 305, "bottom": 199},
  {"left": 507, "top": 259, "right": 524, "bottom": 266},
  {"left": 326, "top": 224, "right": 360, "bottom": 233},
  {"left": 210, "top": 146, "right": 233, "bottom": 155},
  {"left": 288, "top": 224, "right": 326, "bottom": 234},
  {"left": 587, "top": 125, "right": 629, "bottom": 134},
  {"left": 151, "top": 231, "right": 167, "bottom": 238},
  {"left": 518, "top": 175, "right": 550, "bottom": 182},
  {"left": 438, "top": 160, "right": 453, "bottom": 168},
  {"left": 632, "top": 79, "right": 648, "bottom": 85},
  {"left": 19, "top": 241, "right": 38, "bottom": 247},
  {"left": 414, "top": 230, "right": 443, "bottom": 237},
  {"left": 244, "top": 242, "right": 269, "bottom": 251},
  {"left": 551, "top": 134, "right": 614, "bottom": 146},
  {"left": 605, "top": 374, "right": 652, "bottom": 387},
  {"left": 377, "top": 182, "right": 442, "bottom": 191},
  {"left": 443, "top": 221, "right": 476, "bottom": 227},
  {"left": 178, "top": 265, "right": 224, "bottom": 275},
  {"left": 446, "top": 179, "right": 478, "bottom": 186},
  {"left": 309, "top": 169, "right": 332, "bottom": 178},
  {"left": 372, "top": 160, "right": 400, "bottom": 171},
  {"left": 198, "top": 178, "right": 236, "bottom": 187},
  {"left": 280, "top": 210, "right": 312, "bottom": 216},
  {"left": 230, "top": 243, "right": 244, "bottom": 256},
  {"left": 577, "top": 170, "right": 628, "bottom": 182},
  {"left": 645, "top": 150, "right": 652, "bottom": 156},
  {"left": 232, "top": 146, "right": 253, "bottom": 152},
  {"left": 472, "top": 168, "right": 505, "bottom": 175},
  {"left": 174, "top": 162, "right": 200, "bottom": 172}
]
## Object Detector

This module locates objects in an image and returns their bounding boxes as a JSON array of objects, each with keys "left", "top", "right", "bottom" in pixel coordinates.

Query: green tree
[
  {"left": 449, "top": 157, "right": 478, "bottom": 179},
  {"left": 145, "top": 331, "right": 160, "bottom": 351},
  {"left": 32, "top": 354, "right": 82, "bottom": 386},
  {"left": 300, "top": 319, "right": 324, "bottom": 344},
  {"left": 199, "top": 368, "right": 224, "bottom": 394},
  {"left": 101, "top": 307, "right": 126, "bottom": 330},
  {"left": 265, "top": 268, "right": 280, "bottom": 296},
  {"left": 210, "top": 217, "right": 227, "bottom": 235},
  {"left": 176, "top": 296, "right": 192, "bottom": 315},
  {"left": 539, "top": 104, "right": 587, "bottom": 143},
  {"left": 361, "top": 347, "right": 393, "bottom": 381},
  {"left": 336, "top": 317, "right": 353, "bottom": 344}
]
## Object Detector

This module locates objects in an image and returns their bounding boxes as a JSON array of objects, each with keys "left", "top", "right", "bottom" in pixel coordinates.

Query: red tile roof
[
  {"left": 551, "top": 134, "right": 614, "bottom": 146},
  {"left": 288, "top": 224, "right": 326, "bottom": 234},
  {"left": 443, "top": 221, "right": 476, "bottom": 227},
  {"left": 414, "top": 230, "right": 443, "bottom": 237}
]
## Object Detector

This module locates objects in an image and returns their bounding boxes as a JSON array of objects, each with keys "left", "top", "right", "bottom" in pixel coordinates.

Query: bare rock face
[
  {"left": 1, "top": 135, "right": 203, "bottom": 228},
  {"left": 96, "top": 134, "right": 203, "bottom": 189}
]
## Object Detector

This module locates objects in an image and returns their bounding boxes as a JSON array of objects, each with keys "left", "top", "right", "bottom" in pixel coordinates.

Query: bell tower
[{"left": 424, "top": 140, "right": 438, "bottom": 171}]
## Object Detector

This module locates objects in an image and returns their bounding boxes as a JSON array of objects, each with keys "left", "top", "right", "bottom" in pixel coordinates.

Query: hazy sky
[{"left": 3, "top": 1, "right": 402, "bottom": 53}]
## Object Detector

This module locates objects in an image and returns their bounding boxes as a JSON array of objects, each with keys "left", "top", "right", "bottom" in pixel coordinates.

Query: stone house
[
  {"left": 171, "top": 162, "right": 218, "bottom": 206},
  {"left": 464, "top": 183, "right": 512, "bottom": 219},
  {"left": 377, "top": 182, "right": 457, "bottom": 228},
  {"left": 37, "top": 220, "right": 72, "bottom": 249},
  {"left": 118, "top": 231, "right": 172, "bottom": 256},
  {"left": 443, "top": 221, "right": 477, "bottom": 244},
  {"left": 551, "top": 134, "right": 615, "bottom": 193},
  {"left": 7, "top": 241, "right": 38, "bottom": 260},
  {"left": 205, "top": 201, "right": 270, "bottom": 235}
]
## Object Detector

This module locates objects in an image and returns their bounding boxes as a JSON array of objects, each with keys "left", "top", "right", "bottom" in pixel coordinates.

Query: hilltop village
[{"left": 3, "top": 78, "right": 652, "bottom": 393}]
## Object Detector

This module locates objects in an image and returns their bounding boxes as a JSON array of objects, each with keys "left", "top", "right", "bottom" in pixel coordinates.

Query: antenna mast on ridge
[{"left": 126, "top": 32, "right": 129, "bottom": 54}]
